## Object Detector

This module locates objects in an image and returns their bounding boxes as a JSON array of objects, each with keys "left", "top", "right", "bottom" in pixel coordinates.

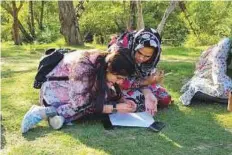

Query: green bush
[
  {"left": 36, "top": 25, "right": 61, "bottom": 43},
  {"left": 185, "top": 33, "right": 221, "bottom": 46},
  {"left": 93, "top": 35, "right": 110, "bottom": 45}
]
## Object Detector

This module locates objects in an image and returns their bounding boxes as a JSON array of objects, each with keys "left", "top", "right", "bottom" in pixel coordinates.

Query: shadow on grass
[
  {"left": 20, "top": 103, "right": 232, "bottom": 155},
  {"left": 2, "top": 68, "right": 36, "bottom": 79},
  {"left": 64, "top": 105, "right": 232, "bottom": 154},
  {"left": 22, "top": 126, "right": 55, "bottom": 141},
  {"left": 1, "top": 115, "right": 6, "bottom": 149},
  {"left": 18, "top": 61, "right": 232, "bottom": 154},
  {"left": 1, "top": 44, "right": 97, "bottom": 58}
]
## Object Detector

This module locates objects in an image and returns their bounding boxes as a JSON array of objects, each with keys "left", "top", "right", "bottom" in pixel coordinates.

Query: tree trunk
[
  {"left": 157, "top": 0, "right": 177, "bottom": 35},
  {"left": 127, "top": 1, "right": 136, "bottom": 31},
  {"left": 18, "top": 20, "right": 34, "bottom": 42},
  {"left": 29, "top": 1, "right": 35, "bottom": 38},
  {"left": 39, "top": 1, "right": 45, "bottom": 30},
  {"left": 58, "top": 1, "right": 83, "bottom": 45},
  {"left": 12, "top": 1, "right": 21, "bottom": 45},
  {"left": 75, "top": 0, "right": 85, "bottom": 20},
  {"left": 179, "top": 1, "right": 199, "bottom": 38},
  {"left": 136, "top": 0, "right": 144, "bottom": 30},
  {"left": 2, "top": 1, "right": 33, "bottom": 43}
]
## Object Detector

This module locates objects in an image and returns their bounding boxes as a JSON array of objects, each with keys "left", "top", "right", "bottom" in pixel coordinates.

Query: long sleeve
[
  {"left": 121, "top": 78, "right": 144, "bottom": 90},
  {"left": 56, "top": 56, "right": 97, "bottom": 118}
]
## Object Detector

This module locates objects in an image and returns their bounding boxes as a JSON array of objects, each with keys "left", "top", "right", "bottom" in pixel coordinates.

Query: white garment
[{"left": 180, "top": 38, "right": 232, "bottom": 105}]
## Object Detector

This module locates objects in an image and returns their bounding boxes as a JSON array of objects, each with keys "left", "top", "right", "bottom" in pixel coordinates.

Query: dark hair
[
  {"left": 93, "top": 49, "right": 135, "bottom": 113},
  {"left": 107, "top": 49, "right": 135, "bottom": 76}
]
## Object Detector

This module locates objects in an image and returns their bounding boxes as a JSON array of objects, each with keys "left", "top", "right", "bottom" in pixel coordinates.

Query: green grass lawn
[{"left": 1, "top": 42, "right": 232, "bottom": 155}]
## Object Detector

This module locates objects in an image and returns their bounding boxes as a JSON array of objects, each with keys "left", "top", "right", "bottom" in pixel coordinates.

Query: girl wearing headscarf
[
  {"left": 109, "top": 28, "right": 172, "bottom": 116},
  {"left": 180, "top": 38, "right": 232, "bottom": 111}
]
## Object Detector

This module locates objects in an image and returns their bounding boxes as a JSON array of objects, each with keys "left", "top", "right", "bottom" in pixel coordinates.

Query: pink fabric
[
  {"left": 121, "top": 79, "right": 131, "bottom": 90},
  {"left": 40, "top": 50, "right": 101, "bottom": 122},
  {"left": 150, "top": 84, "right": 171, "bottom": 107},
  {"left": 122, "top": 34, "right": 129, "bottom": 48},
  {"left": 122, "top": 82, "right": 171, "bottom": 112}
]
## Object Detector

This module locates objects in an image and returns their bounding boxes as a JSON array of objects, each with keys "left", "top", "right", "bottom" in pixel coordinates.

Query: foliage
[
  {"left": 79, "top": 1, "right": 128, "bottom": 44},
  {"left": 1, "top": 1, "right": 232, "bottom": 46},
  {"left": 1, "top": 5, "right": 13, "bottom": 41},
  {"left": 142, "top": 1, "right": 188, "bottom": 46},
  {"left": 1, "top": 1, "right": 61, "bottom": 43},
  {"left": 183, "top": 1, "right": 232, "bottom": 46},
  {"left": 34, "top": 2, "right": 61, "bottom": 43},
  {"left": 142, "top": 1, "right": 165, "bottom": 29}
]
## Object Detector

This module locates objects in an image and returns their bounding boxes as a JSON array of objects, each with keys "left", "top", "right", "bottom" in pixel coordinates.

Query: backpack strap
[
  {"left": 33, "top": 76, "right": 69, "bottom": 89},
  {"left": 46, "top": 76, "right": 69, "bottom": 81}
]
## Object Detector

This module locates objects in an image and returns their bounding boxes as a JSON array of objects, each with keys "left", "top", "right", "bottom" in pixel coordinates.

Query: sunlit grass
[{"left": 1, "top": 42, "right": 232, "bottom": 155}]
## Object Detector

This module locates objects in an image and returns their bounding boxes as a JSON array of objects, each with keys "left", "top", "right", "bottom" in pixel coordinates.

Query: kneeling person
[{"left": 21, "top": 49, "right": 136, "bottom": 133}]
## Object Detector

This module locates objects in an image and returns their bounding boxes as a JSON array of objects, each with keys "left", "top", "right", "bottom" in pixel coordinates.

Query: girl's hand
[
  {"left": 116, "top": 101, "right": 136, "bottom": 113},
  {"left": 143, "top": 70, "right": 165, "bottom": 85},
  {"left": 144, "top": 76, "right": 157, "bottom": 85},
  {"left": 144, "top": 93, "right": 158, "bottom": 116},
  {"left": 153, "top": 70, "right": 164, "bottom": 84},
  {"left": 125, "top": 99, "right": 137, "bottom": 111}
]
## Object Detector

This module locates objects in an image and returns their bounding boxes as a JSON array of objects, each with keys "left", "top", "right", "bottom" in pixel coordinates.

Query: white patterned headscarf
[{"left": 131, "top": 28, "right": 162, "bottom": 77}]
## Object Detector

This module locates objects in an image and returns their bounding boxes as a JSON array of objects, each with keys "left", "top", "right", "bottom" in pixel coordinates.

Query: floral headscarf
[
  {"left": 113, "top": 28, "right": 162, "bottom": 77},
  {"left": 131, "top": 28, "right": 162, "bottom": 77}
]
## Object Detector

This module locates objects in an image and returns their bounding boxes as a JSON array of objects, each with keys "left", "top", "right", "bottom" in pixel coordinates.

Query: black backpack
[{"left": 33, "top": 48, "right": 71, "bottom": 89}]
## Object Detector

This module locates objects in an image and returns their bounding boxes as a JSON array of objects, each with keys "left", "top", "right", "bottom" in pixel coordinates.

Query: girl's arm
[
  {"left": 102, "top": 101, "right": 137, "bottom": 114},
  {"left": 121, "top": 73, "right": 164, "bottom": 90}
]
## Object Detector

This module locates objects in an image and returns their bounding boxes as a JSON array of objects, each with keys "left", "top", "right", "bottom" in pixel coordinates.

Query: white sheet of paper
[{"left": 109, "top": 112, "right": 154, "bottom": 127}]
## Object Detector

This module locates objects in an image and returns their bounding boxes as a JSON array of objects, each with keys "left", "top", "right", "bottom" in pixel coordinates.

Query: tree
[
  {"left": 136, "top": 0, "right": 144, "bottom": 30},
  {"left": 75, "top": 0, "right": 85, "bottom": 20},
  {"left": 157, "top": 0, "right": 178, "bottom": 35},
  {"left": 39, "top": 1, "right": 45, "bottom": 30},
  {"left": 181, "top": 1, "right": 232, "bottom": 45},
  {"left": 28, "top": 1, "right": 35, "bottom": 38},
  {"left": 34, "top": 1, "right": 45, "bottom": 31},
  {"left": 1, "top": 1, "right": 24, "bottom": 45},
  {"left": 178, "top": 1, "right": 199, "bottom": 38},
  {"left": 127, "top": 1, "right": 136, "bottom": 31},
  {"left": 79, "top": 1, "right": 127, "bottom": 43},
  {"left": 127, "top": 0, "right": 145, "bottom": 31},
  {"left": 58, "top": 1, "right": 83, "bottom": 45},
  {"left": 142, "top": 1, "right": 188, "bottom": 45},
  {"left": 12, "top": 1, "right": 22, "bottom": 45},
  {"left": 2, "top": 1, "right": 34, "bottom": 43}
]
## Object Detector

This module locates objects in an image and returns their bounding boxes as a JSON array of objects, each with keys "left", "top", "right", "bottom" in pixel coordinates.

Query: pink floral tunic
[
  {"left": 40, "top": 50, "right": 104, "bottom": 122},
  {"left": 180, "top": 38, "right": 232, "bottom": 105}
]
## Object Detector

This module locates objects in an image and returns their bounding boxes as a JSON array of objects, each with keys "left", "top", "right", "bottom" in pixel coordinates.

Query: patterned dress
[
  {"left": 39, "top": 50, "right": 110, "bottom": 123},
  {"left": 109, "top": 28, "right": 171, "bottom": 110},
  {"left": 180, "top": 38, "right": 232, "bottom": 105}
]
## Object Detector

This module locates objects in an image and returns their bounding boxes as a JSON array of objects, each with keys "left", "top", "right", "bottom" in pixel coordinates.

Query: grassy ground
[{"left": 1, "top": 42, "right": 232, "bottom": 155}]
